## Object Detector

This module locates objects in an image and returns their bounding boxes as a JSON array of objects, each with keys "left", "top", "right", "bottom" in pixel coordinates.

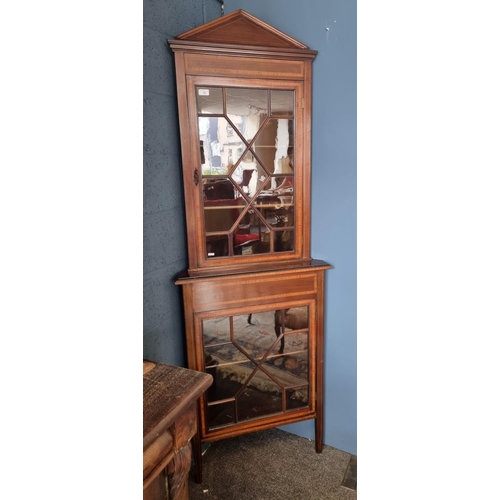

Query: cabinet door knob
[{"left": 193, "top": 168, "right": 200, "bottom": 186}]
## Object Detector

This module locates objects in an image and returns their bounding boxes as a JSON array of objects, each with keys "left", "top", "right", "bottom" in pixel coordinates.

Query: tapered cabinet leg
[
  {"left": 315, "top": 415, "right": 324, "bottom": 453},
  {"left": 192, "top": 430, "right": 203, "bottom": 483}
]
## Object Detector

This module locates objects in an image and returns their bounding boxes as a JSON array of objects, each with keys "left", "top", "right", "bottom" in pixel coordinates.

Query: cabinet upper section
[{"left": 169, "top": 11, "right": 317, "bottom": 276}]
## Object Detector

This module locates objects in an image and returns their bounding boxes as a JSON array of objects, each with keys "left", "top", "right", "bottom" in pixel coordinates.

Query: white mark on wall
[{"left": 326, "top": 20, "right": 338, "bottom": 42}]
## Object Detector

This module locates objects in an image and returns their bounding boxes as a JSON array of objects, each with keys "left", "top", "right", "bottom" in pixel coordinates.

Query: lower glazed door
[{"left": 196, "top": 300, "right": 316, "bottom": 437}]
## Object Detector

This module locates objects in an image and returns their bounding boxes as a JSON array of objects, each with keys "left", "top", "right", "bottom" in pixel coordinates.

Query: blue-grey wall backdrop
[
  {"left": 223, "top": 0, "right": 357, "bottom": 455},
  {"left": 143, "top": 0, "right": 222, "bottom": 367},
  {"left": 143, "top": 0, "right": 357, "bottom": 455}
]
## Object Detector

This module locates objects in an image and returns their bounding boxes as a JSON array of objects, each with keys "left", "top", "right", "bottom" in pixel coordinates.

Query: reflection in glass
[
  {"left": 196, "top": 87, "right": 223, "bottom": 114},
  {"left": 231, "top": 153, "right": 259, "bottom": 198},
  {"left": 253, "top": 118, "right": 280, "bottom": 175},
  {"left": 203, "top": 178, "right": 234, "bottom": 201},
  {"left": 206, "top": 235, "right": 229, "bottom": 258},
  {"left": 204, "top": 200, "right": 247, "bottom": 233},
  {"left": 207, "top": 401, "right": 235, "bottom": 428},
  {"left": 226, "top": 88, "right": 268, "bottom": 120},
  {"left": 202, "top": 316, "right": 231, "bottom": 345},
  {"left": 201, "top": 307, "right": 309, "bottom": 430},
  {"left": 199, "top": 117, "right": 246, "bottom": 176},
  {"left": 196, "top": 86, "right": 296, "bottom": 259},
  {"left": 271, "top": 90, "right": 294, "bottom": 116},
  {"left": 286, "top": 387, "right": 309, "bottom": 411},
  {"left": 274, "top": 229, "right": 294, "bottom": 252}
]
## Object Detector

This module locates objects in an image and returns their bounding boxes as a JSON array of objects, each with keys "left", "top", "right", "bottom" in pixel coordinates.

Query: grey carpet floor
[{"left": 188, "top": 428, "right": 357, "bottom": 500}]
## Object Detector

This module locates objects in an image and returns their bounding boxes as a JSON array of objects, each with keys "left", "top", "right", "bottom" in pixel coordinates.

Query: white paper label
[{"left": 198, "top": 89, "right": 210, "bottom": 96}]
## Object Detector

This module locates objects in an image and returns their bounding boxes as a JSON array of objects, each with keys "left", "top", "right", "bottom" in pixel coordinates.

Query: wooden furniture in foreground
[
  {"left": 168, "top": 10, "right": 331, "bottom": 482},
  {"left": 143, "top": 361, "right": 212, "bottom": 500}
]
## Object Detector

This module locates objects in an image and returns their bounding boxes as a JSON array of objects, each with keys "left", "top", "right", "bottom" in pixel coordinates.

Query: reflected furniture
[
  {"left": 143, "top": 361, "right": 212, "bottom": 500},
  {"left": 168, "top": 10, "right": 331, "bottom": 482}
]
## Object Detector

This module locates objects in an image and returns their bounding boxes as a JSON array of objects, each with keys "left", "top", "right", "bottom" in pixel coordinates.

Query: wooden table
[{"left": 143, "top": 361, "right": 212, "bottom": 500}]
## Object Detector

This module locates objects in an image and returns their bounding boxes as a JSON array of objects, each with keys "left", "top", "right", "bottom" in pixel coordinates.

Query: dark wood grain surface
[
  {"left": 143, "top": 362, "right": 213, "bottom": 499},
  {"left": 143, "top": 362, "right": 212, "bottom": 449}
]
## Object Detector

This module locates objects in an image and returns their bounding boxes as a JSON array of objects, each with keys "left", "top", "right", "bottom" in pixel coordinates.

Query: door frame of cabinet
[
  {"left": 173, "top": 52, "right": 313, "bottom": 276},
  {"left": 193, "top": 297, "right": 317, "bottom": 440}
]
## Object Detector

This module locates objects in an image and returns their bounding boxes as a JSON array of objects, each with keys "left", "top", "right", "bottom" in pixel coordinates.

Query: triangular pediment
[{"left": 175, "top": 9, "right": 309, "bottom": 50}]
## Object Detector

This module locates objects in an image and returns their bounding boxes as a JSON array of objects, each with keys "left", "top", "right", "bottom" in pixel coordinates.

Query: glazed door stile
[{"left": 174, "top": 52, "right": 199, "bottom": 275}]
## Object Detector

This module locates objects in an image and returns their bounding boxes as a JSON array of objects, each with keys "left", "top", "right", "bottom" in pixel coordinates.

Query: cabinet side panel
[{"left": 180, "top": 284, "right": 197, "bottom": 370}]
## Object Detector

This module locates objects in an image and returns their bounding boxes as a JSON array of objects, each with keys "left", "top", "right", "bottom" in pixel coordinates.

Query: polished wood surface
[
  {"left": 173, "top": 9, "right": 313, "bottom": 52},
  {"left": 177, "top": 263, "right": 330, "bottom": 440},
  {"left": 143, "top": 362, "right": 212, "bottom": 500}
]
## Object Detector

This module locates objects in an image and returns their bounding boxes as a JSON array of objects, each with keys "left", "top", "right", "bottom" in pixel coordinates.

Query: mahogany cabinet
[{"left": 168, "top": 10, "right": 331, "bottom": 481}]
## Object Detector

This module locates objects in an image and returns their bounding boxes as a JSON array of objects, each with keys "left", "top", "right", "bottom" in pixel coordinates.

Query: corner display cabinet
[{"left": 169, "top": 10, "right": 331, "bottom": 482}]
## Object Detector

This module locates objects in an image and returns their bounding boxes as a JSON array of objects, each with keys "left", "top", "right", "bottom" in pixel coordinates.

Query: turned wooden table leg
[{"left": 166, "top": 444, "right": 192, "bottom": 500}]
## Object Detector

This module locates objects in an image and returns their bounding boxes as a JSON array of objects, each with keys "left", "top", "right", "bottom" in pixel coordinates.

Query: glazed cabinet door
[
  {"left": 194, "top": 299, "right": 317, "bottom": 438},
  {"left": 184, "top": 77, "right": 308, "bottom": 272}
]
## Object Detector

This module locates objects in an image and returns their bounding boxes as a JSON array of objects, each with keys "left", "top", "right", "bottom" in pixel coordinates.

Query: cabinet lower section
[{"left": 176, "top": 260, "right": 330, "bottom": 481}]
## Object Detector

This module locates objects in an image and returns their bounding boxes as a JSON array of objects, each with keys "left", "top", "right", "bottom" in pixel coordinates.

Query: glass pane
[
  {"left": 263, "top": 354, "right": 307, "bottom": 388},
  {"left": 271, "top": 90, "right": 294, "bottom": 117},
  {"left": 253, "top": 177, "right": 294, "bottom": 253},
  {"left": 255, "top": 176, "right": 276, "bottom": 199},
  {"left": 275, "top": 306, "right": 309, "bottom": 333},
  {"left": 269, "top": 174, "right": 294, "bottom": 195},
  {"left": 204, "top": 202, "right": 246, "bottom": 232},
  {"left": 202, "top": 316, "right": 231, "bottom": 345},
  {"left": 225, "top": 88, "right": 267, "bottom": 149},
  {"left": 253, "top": 118, "right": 280, "bottom": 175},
  {"left": 205, "top": 344, "right": 248, "bottom": 365},
  {"left": 204, "top": 208, "right": 235, "bottom": 233},
  {"left": 203, "top": 178, "right": 235, "bottom": 201},
  {"left": 233, "top": 210, "right": 269, "bottom": 256},
  {"left": 236, "top": 371, "right": 284, "bottom": 422},
  {"left": 199, "top": 117, "right": 246, "bottom": 175},
  {"left": 206, "top": 235, "right": 229, "bottom": 258},
  {"left": 232, "top": 311, "right": 278, "bottom": 360},
  {"left": 202, "top": 307, "right": 310, "bottom": 427},
  {"left": 264, "top": 330, "right": 308, "bottom": 384},
  {"left": 274, "top": 228, "right": 294, "bottom": 252},
  {"left": 231, "top": 153, "right": 259, "bottom": 198},
  {"left": 206, "top": 360, "right": 255, "bottom": 403},
  {"left": 270, "top": 330, "right": 308, "bottom": 357},
  {"left": 196, "top": 87, "right": 223, "bottom": 114},
  {"left": 254, "top": 118, "right": 293, "bottom": 177},
  {"left": 226, "top": 88, "right": 268, "bottom": 114},
  {"left": 207, "top": 401, "right": 235, "bottom": 429},
  {"left": 286, "top": 386, "right": 309, "bottom": 411},
  {"left": 206, "top": 359, "right": 258, "bottom": 408}
]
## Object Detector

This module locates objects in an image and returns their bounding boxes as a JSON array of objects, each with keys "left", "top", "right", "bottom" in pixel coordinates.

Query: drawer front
[
  {"left": 184, "top": 53, "right": 305, "bottom": 80},
  {"left": 191, "top": 272, "right": 318, "bottom": 312}
]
